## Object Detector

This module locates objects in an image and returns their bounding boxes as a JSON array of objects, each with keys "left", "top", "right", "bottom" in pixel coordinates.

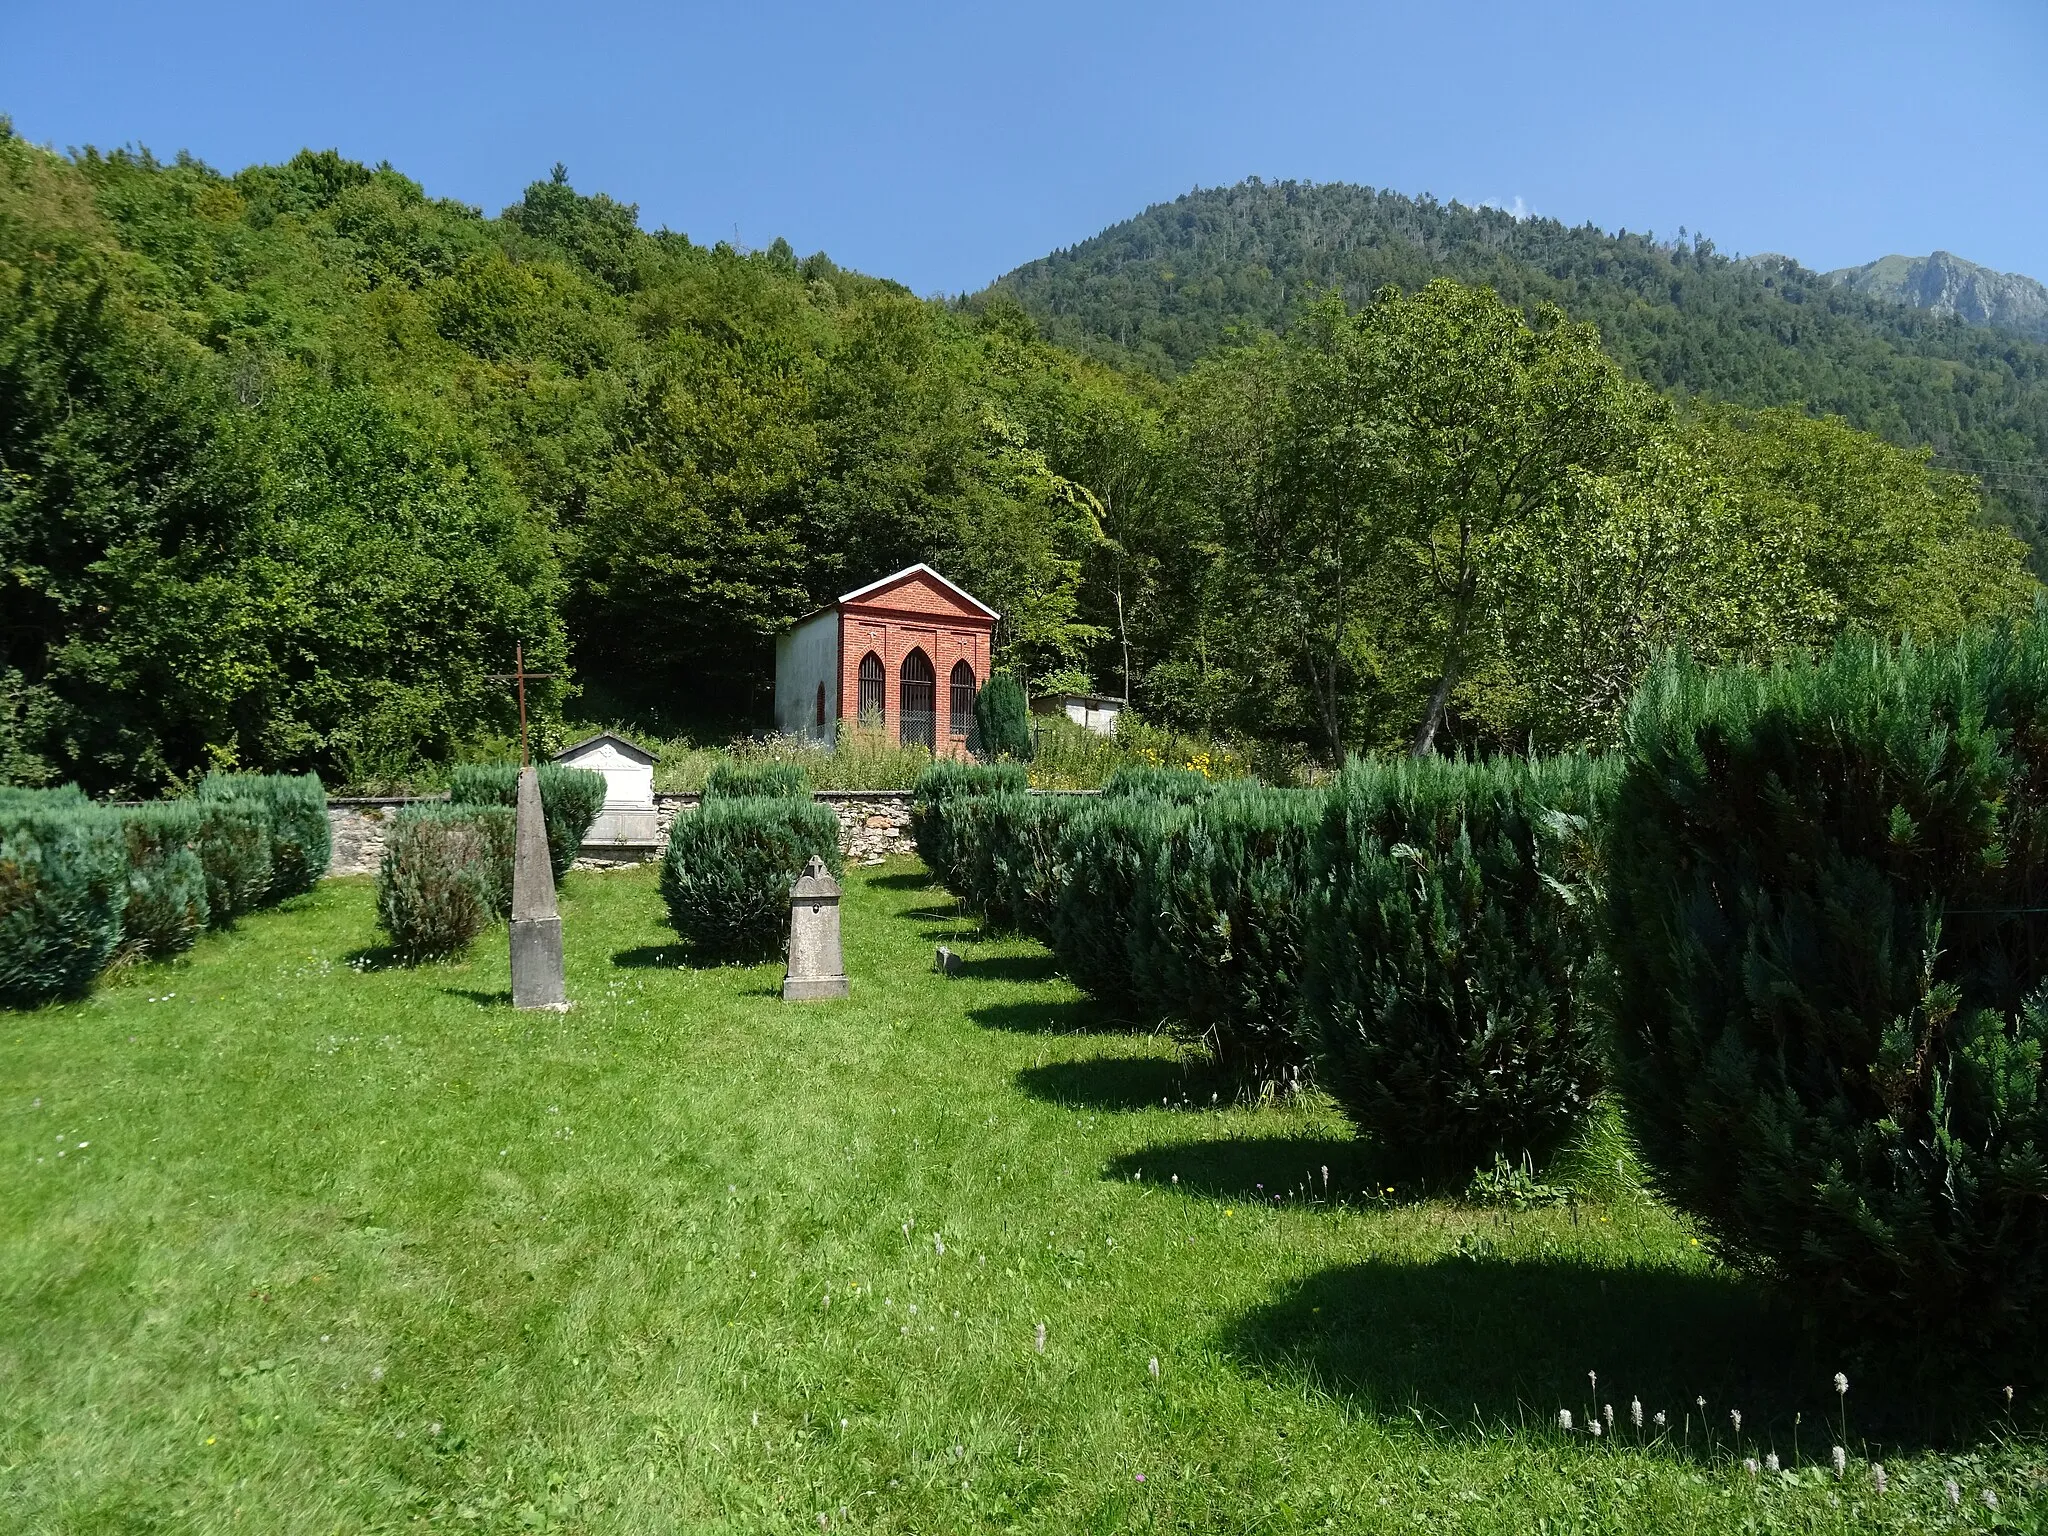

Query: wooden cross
[{"left": 487, "top": 642, "right": 557, "bottom": 766}]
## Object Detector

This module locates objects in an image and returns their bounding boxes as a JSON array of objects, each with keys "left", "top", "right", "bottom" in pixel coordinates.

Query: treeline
[
  {"left": 0, "top": 128, "right": 2033, "bottom": 791},
  {"left": 985, "top": 178, "right": 2048, "bottom": 556}
]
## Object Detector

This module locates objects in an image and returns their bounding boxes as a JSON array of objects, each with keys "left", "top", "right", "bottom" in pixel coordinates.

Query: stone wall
[{"left": 325, "top": 790, "right": 918, "bottom": 876}]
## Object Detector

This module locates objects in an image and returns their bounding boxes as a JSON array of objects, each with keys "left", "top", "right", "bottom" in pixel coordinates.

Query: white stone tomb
[{"left": 552, "top": 732, "right": 659, "bottom": 861}]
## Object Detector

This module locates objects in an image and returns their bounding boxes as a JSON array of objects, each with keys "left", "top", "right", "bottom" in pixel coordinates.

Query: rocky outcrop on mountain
[{"left": 1828, "top": 251, "right": 2048, "bottom": 341}]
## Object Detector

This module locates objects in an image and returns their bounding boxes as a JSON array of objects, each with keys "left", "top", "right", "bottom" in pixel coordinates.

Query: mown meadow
[{"left": 4, "top": 862, "right": 2037, "bottom": 1533}]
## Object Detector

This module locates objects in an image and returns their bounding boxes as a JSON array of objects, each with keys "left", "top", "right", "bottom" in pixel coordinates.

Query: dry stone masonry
[{"left": 324, "top": 789, "right": 919, "bottom": 876}]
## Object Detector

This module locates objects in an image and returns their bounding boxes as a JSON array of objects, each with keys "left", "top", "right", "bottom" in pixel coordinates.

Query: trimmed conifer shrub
[
  {"left": 660, "top": 797, "right": 841, "bottom": 960},
  {"left": 116, "top": 803, "right": 210, "bottom": 960},
  {"left": 1303, "top": 754, "right": 1611, "bottom": 1172},
  {"left": 0, "top": 805, "right": 128, "bottom": 1006},
  {"left": 199, "top": 772, "right": 331, "bottom": 898},
  {"left": 972, "top": 673, "right": 1033, "bottom": 761},
  {"left": 983, "top": 791, "right": 1082, "bottom": 941},
  {"left": 194, "top": 798, "right": 274, "bottom": 927},
  {"left": 449, "top": 763, "right": 606, "bottom": 882},
  {"left": 1136, "top": 785, "right": 1323, "bottom": 1075},
  {"left": 1605, "top": 629, "right": 2048, "bottom": 1340},
  {"left": 911, "top": 761, "right": 1028, "bottom": 888},
  {"left": 704, "top": 760, "right": 810, "bottom": 800},
  {"left": 1051, "top": 795, "right": 1191, "bottom": 1014},
  {"left": 1103, "top": 764, "right": 1222, "bottom": 804},
  {"left": 377, "top": 807, "right": 499, "bottom": 961}
]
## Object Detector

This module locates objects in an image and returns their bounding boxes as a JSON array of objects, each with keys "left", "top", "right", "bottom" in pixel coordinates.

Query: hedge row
[
  {"left": 0, "top": 774, "right": 333, "bottom": 1006},
  {"left": 1606, "top": 628, "right": 2048, "bottom": 1344},
  {"left": 449, "top": 763, "right": 606, "bottom": 882}
]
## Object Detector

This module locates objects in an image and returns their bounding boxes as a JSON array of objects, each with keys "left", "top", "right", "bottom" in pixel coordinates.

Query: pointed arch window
[
  {"left": 899, "top": 648, "right": 936, "bottom": 749},
  {"left": 949, "top": 660, "right": 976, "bottom": 737},
  {"left": 815, "top": 681, "right": 827, "bottom": 733},
  {"left": 857, "top": 652, "right": 885, "bottom": 723}
]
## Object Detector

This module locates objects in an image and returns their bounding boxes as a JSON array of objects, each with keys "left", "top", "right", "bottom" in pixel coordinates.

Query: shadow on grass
[
  {"left": 613, "top": 945, "right": 689, "bottom": 969},
  {"left": 971, "top": 998, "right": 1124, "bottom": 1035},
  {"left": 1015, "top": 1055, "right": 1206, "bottom": 1110},
  {"left": 442, "top": 987, "right": 511, "bottom": 1008},
  {"left": 870, "top": 871, "right": 933, "bottom": 891},
  {"left": 1104, "top": 1134, "right": 1391, "bottom": 1197},
  {"left": 954, "top": 952, "right": 1059, "bottom": 984},
  {"left": 342, "top": 945, "right": 404, "bottom": 971},
  {"left": 1219, "top": 1255, "right": 1998, "bottom": 1452}
]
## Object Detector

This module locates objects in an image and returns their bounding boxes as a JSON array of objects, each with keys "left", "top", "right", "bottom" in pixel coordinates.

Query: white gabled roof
[
  {"left": 837, "top": 563, "right": 1000, "bottom": 621},
  {"left": 553, "top": 731, "right": 658, "bottom": 766}
]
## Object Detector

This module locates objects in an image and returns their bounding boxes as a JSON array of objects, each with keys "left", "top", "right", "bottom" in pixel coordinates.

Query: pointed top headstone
[{"left": 512, "top": 765, "right": 557, "bottom": 922}]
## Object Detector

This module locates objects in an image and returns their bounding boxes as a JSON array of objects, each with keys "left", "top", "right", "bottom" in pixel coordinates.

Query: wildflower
[
  {"left": 2005, "top": 1384, "right": 2016, "bottom": 1405},
  {"left": 1945, "top": 1478, "right": 1960, "bottom": 1507},
  {"left": 1603, "top": 1404, "right": 1614, "bottom": 1431},
  {"left": 1134, "top": 1473, "right": 1146, "bottom": 1483},
  {"left": 1034, "top": 1322, "right": 1045, "bottom": 1354},
  {"left": 1558, "top": 1409, "right": 1573, "bottom": 1431},
  {"left": 1630, "top": 1398, "right": 1643, "bottom": 1429},
  {"left": 1588, "top": 1370, "right": 1598, "bottom": 1394},
  {"left": 1984, "top": 1488, "right": 2000, "bottom": 1510},
  {"left": 1171, "top": 1175, "right": 1178, "bottom": 1185},
  {"left": 1831, "top": 1445, "right": 1846, "bottom": 1479},
  {"left": 934, "top": 1234, "right": 945, "bottom": 1257},
  {"left": 1590, "top": 1419, "right": 1602, "bottom": 1439},
  {"left": 1148, "top": 1357, "right": 1160, "bottom": 1381},
  {"left": 1321, "top": 1165, "right": 1329, "bottom": 1189},
  {"left": 1765, "top": 1453, "right": 1779, "bottom": 1473},
  {"left": 370, "top": 1365, "right": 384, "bottom": 1383},
  {"left": 1696, "top": 1395, "right": 1706, "bottom": 1411},
  {"left": 1729, "top": 1408, "right": 1741, "bottom": 1434},
  {"left": 1743, "top": 1458, "right": 1758, "bottom": 1476},
  {"left": 1872, "top": 1464, "right": 1887, "bottom": 1494},
  {"left": 1833, "top": 1372, "right": 1848, "bottom": 1397}
]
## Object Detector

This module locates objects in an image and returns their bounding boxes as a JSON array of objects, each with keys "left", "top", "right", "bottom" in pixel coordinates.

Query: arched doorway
[{"left": 898, "top": 649, "right": 936, "bottom": 749}]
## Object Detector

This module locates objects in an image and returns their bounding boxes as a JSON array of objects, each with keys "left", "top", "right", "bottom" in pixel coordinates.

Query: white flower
[
  {"left": 934, "top": 1234, "right": 945, "bottom": 1256},
  {"left": 1148, "top": 1357, "right": 1160, "bottom": 1381},
  {"left": 1034, "top": 1323, "right": 1045, "bottom": 1354},
  {"left": 1743, "top": 1458, "right": 1758, "bottom": 1475},
  {"left": 1630, "top": 1398, "right": 1643, "bottom": 1429},
  {"left": 1558, "top": 1409, "right": 1573, "bottom": 1431},
  {"left": 1831, "top": 1445, "right": 1846, "bottom": 1479},
  {"left": 1833, "top": 1372, "right": 1848, "bottom": 1396},
  {"left": 1729, "top": 1408, "right": 1741, "bottom": 1433},
  {"left": 1590, "top": 1419, "right": 1602, "bottom": 1439},
  {"left": 1945, "top": 1478, "right": 1961, "bottom": 1507},
  {"left": 1871, "top": 1464, "right": 1887, "bottom": 1494},
  {"left": 1984, "top": 1489, "right": 2000, "bottom": 1510},
  {"left": 1653, "top": 1411, "right": 1667, "bottom": 1428},
  {"left": 1588, "top": 1370, "right": 1598, "bottom": 1393},
  {"left": 1765, "top": 1453, "right": 1779, "bottom": 1472}
]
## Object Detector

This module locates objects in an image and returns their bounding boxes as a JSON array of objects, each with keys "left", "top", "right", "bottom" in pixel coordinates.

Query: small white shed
[
  {"left": 1031, "top": 692, "right": 1125, "bottom": 737},
  {"left": 552, "top": 732, "right": 659, "bottom": 859}
]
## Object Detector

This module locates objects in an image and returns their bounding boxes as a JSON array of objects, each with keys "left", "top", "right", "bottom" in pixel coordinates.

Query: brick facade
[{"left": 835, "top": 568, "right": 994, "bottom": 762}]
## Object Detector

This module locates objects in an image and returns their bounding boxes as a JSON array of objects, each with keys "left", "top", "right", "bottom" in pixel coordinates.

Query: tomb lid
[
  {"left": 553, "top": 731, "right": 658, "bottom": 766},
  {"left": 791, "top": 856, "right": 841, "bottom": 902}
]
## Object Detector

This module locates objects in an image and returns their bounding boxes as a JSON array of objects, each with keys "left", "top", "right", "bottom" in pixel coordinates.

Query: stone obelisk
[{"left": 509, "top": 765, "right": 567, "bottom": 1009}]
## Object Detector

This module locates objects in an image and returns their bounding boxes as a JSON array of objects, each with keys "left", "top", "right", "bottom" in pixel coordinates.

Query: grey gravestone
[
  {"left": 783, "top": 856, "right": 850, "bottom": 1001},
  {"left": 509, "top": 765, "right": 568, "bottom": 1009}
]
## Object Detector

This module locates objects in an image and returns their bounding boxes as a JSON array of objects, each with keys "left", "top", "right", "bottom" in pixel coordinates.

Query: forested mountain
[
  {"left": 981, "top": 180, "right": 2048, "bottom": 545},
  {"left": 0, "top": 132, "right": 2033, "bottom": 791},
  {"left": 1828, "top": 251, "right": 2048, "bottom": 343}
]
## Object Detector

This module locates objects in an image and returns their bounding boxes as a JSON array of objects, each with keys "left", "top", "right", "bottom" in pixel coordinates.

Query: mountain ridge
[
  {"left": 978, "top": 178, "right": 2048, "bottom": 550},
  {"left": 1827, "top": 250, "right": 2048, "bottom": 342}
]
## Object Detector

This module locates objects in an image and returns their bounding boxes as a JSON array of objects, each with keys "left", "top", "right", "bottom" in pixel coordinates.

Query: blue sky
[{"left": 5, "top": 0, "right": 2043, "bottom": 295}]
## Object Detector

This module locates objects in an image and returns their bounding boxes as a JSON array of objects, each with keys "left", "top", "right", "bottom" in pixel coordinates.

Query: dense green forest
[
  {"left": 984, "top": 179, "right": 2048, "bottom": 553},
  {"left": 0, "top": 128, "right": 2033, "bottom": 792}
]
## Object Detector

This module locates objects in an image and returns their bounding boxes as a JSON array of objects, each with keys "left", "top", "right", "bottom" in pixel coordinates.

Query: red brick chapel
[{"left": 773, "top": 565, "right": 996, "bottom": 759}]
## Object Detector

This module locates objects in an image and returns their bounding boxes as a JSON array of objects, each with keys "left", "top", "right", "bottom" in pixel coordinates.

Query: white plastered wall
[{"left": 775, "top": 610, "right": 841, "bottom": 743}]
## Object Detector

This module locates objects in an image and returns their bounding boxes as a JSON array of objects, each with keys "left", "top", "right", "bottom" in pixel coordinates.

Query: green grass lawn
[{"left": 2, "top": 862, "right": 2039, "bottom": 1533}]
